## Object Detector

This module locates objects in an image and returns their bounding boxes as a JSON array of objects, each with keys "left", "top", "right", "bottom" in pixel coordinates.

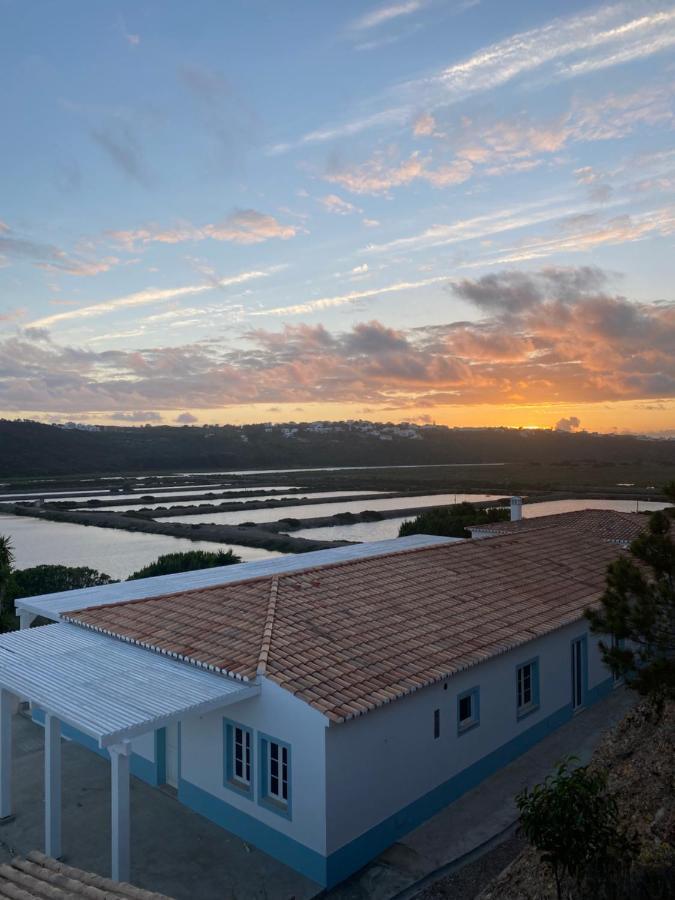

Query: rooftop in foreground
[{"left": 65, "top": 527, "right": 624, "bottom": 722}]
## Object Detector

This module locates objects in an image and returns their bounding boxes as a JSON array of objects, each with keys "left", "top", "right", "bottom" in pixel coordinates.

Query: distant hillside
[{"left": 1, "top": 418, "right": 674, "bottom": 479}]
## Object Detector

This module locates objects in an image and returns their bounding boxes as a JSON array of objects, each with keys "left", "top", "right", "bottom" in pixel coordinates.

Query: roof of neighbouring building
[
  {"left": 0, "top": 850, "right": 173, "bottom": 898},
  {"left": 65, "top": 527, "right": 624, "bottom": 723},
  {"left": 469, "top": 508, "right": 650, "bottom": 544}
]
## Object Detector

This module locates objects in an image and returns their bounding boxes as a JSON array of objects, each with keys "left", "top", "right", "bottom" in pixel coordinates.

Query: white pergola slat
[
  {"left": 0, "top": 622, "right": 258, "bottom": 747},
  {"left": 14, "top": 535, "right": 456, "bottom": 622}
]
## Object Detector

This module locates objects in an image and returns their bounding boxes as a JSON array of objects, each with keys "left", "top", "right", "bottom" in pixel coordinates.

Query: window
[
  {"left": 516, "top": 659, "right": 539, "bottom": 719},
  {"left": 223, "top": 719, "right": 253, "bottom": 798},
  {"left": 259, "top": 734, "right": 291, "bottom": 818},
  {"left": 457, "top": 687, "right": 480, "bottom": 734},
  {"left": 433, "top": 708, "right": 440, "bottom": 739}
]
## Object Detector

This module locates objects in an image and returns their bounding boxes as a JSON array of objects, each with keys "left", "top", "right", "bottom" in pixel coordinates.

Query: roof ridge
[{"left": 257, "top": 575, "right": 279, "bottom": 677}]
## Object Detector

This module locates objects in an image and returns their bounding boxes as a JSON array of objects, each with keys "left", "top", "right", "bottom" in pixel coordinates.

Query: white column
[
  {"left": 19, "top": 612, "right": 36, "bottom": 630},
  {"left": 0, "top": 689, "right": 13, "bottom": 821},
  {"left": 44, "top": 714, "right": 62, "bottom": 858},
  {"left": 109, "top": 742, "right": 131, "bottom": 882}
]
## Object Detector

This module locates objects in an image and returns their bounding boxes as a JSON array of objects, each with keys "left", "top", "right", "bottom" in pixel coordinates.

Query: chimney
[{"left": 510, "top": 496, "right": 523, "bottom": 522}]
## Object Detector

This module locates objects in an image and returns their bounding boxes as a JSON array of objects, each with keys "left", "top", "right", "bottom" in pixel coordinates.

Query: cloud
[
  {"left": 327, "top": 82, "right": 674, "bottom": 198},
  {"left": 413, "top": 113, "right": 438, "bottom": 136},
  {"left": 111, "top": 410, "right": 163, "bottom": 422},
  {"left": 320, "top": 194, "right": 360, "bottom": 215},
  {"left": 2, "top": 268, "right": 675, "bottom": 413},
  {"left": 126, "top": 33, "right": 140, "bottom": 46},
  {"left": 326, "top": 150, "right": 472, "bottom": 195},
  {"left": 555, "top": 416, "right": 581, "bottom": 432},
  {"left": 251, "top": 274, "right": 448, "bottom": 317},
  {"left": 27, "top": 268, "right": 272, "bottom": 329},
  {"left": 0, "top": 225, "right": 119, "bottom": 276},
  {"left": 175, "top": 411, "right": 198, "bottom": 424},
  {"left": 349, "top": 1, "right": 426, "bottom": 32},
  {"left": 274, "top": 3, "right": 675, "bottom": 152},
  {"left": 90, "top": 124, "right": 151, "bottom": 186},
  {"left": 109, "top": 209, "right": 300, "bottom": 249},
  {"left": 179, "top": 65, "right": 258, "bottom": 167}
]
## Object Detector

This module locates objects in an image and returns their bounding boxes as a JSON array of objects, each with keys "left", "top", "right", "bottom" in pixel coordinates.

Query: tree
[
  {"left": 398, "top": 502, "right": 509, "bottom": 539},
  {"left": 516, "top": 758, "right": 638, "bottom": 900},
  {"left": 585, "top": 491, "right": 675, "bottom": 709},
  {"left": 4, "top": 564, "right": 114, "bottom": 630},
  {"left": 0, "top": 536, "right": 15, "bottom": 631},
  {"left": 127, "top": 549, "right": 242, "bottom": 581}
]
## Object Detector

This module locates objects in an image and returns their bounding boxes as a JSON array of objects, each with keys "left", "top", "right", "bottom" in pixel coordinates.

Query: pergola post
[
  {"left": 109, "top": 742, "right": 131, "bottom": 882},
  {"left": 44, "top": 714, "right": 62, "bottom": 858},
  {"left": 19, "top": 611, "right": 36, "bottom": 630},
  {"left": 0, "top": 689, "right": 13, "bottom": 821}
]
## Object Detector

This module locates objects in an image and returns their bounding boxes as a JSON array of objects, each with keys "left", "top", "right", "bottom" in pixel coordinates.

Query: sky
[{"left": 1, "top": 0, "right": 674, "bottom": 435}]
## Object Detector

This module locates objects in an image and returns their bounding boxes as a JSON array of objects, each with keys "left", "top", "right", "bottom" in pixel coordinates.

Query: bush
[
  {"left": 517, "top": 757, "right": 639, "bottom": 900},
  {"left": 399, "top": 501, "right": 509, "bottom": 539},
  {"left": 127, "top": 549, "right": 242, "bottom": 580}
]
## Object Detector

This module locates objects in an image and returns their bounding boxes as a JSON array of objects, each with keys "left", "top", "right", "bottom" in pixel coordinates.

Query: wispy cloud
[
  {"left": 108, "top": 209, "right": 301, "bottom": 250},
  {"left": 0, "top": 224, "right": 119, "bottom": 276},
  {"left": 27, "top": 269, "right": 272, "bottom": 329},
  {"left": 250, "top": 275, "right": 448, "bottom": 317},
  {"left": 274, "top": 3, "right": 675, "bottom": 152},
  {"left": 349, "top": 1, "right": 427, "bottom": 33}
]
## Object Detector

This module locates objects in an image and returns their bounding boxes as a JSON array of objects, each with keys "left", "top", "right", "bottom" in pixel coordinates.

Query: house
[
  {"left": 468, "top": 507, "right": 649, "bottom": 545},
  {"left": 2, "top": 526, "right": 633, "bottom": 889}
]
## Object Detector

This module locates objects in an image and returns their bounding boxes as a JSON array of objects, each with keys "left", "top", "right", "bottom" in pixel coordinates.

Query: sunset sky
[{"left": 1, "top": 0, "right": 674, "bottom": 435}]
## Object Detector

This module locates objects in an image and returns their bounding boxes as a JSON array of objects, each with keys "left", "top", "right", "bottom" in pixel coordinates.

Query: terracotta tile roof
[
  {"left": 469, "top": 508, "right": 650, "bottom": 543},
  {"left": 0, "top": 850, "right": 172, "bottom": 898},
  {"left": 65, "top": 528, "right": 623, "bottom": 723}
]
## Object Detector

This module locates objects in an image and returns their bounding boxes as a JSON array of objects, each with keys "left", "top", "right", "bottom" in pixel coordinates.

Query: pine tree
[{"left": 585, "top": 483, "right": 675, "bottom": 709}]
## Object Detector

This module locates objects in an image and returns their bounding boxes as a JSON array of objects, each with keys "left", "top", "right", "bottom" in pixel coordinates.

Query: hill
[{"left": 1, "top": 418, "right": 674, "bottom": 482}]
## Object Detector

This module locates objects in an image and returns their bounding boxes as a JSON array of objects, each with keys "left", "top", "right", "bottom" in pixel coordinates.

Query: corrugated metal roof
[
  {"left": 0, "top": 623, "right": 257, "bottom": 746},
  {"left": 15, "top": 535, "right": 457, "bottom": 621}
]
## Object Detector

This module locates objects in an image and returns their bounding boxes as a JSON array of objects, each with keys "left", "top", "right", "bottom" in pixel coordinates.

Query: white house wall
[
  {"left": 177, "top": 678, "right": 329, "bottom": 881},
  {"left": 323, "top": 619, "right": 614, "bottom": 881}
]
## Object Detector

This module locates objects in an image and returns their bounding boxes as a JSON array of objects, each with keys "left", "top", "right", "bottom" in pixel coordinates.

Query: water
[
  {"left": 295, "top": 518, "right": 411, "bottom": 542},
  {"left": 94, "top": 490, "right": 389, "bottom": 513},
  {"left": 164, "top": 493, "right": 502, "bottom": 526},
  {"left": 178, "top": 463, "right": 505, "bottom": 476},
  {"left": 0, "top": 514, "right": 279, "bottom": 580},
  {"left": 522, "top": 499, "right": 670, "bottom": 517},
  {"left": 65, "top": 485, "right": 290, "bottom": 504},
  {"left": 293, "top": 498, "right": 673, "bottom": 542}
]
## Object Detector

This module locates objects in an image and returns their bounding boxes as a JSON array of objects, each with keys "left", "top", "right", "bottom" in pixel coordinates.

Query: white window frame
[
  {"left": 232, "top": 725, "right": 252, "bottom": 787},
  {"left": 267, "top": 740, "right": 289, "bottom": 805}
]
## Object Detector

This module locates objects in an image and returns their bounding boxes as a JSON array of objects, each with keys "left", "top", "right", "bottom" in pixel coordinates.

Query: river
[{"left": 0, "top": 513, "right": 280, "bottom": 580}]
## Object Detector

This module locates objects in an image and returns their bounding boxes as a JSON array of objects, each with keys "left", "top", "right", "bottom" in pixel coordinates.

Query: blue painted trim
[
  {"left": 31, "top": 707, "right": 161, "bottom": 786},
  {"left": 223, "top": 718, "right": 254, "bottom": 800},
  {"left": 325, "top": 699, "right": 572, "bottom": 888},
  {"left": 258, "top": 732, "right": 292, "bottom": 820},
  {"left": 155, "top": 728, "right": 167, "bottom": 786},
  {"left": 515, "top": 656, "right": 540, "bottom": 720},
  {"left": 457, "top": 686, "right": 480, "bottom": 736},
  {"left": 178, "top": 777, "right": 325, "bottom": 885}
]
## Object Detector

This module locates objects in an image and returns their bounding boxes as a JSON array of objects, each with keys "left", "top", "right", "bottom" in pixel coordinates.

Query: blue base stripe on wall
[
  {"left": 178, "top": 778, "right": 326, "bottom": 885},
  {"left": 32, "top": 677, "right": 617, "bottom": 889},
  {"left": 324, "top": 677, "right": 615, "bottom": 888}
]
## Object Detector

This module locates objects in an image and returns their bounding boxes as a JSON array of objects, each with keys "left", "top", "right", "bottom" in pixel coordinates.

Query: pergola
[{"left": 0, "top": 623, "right": 259, "bottom": 881}]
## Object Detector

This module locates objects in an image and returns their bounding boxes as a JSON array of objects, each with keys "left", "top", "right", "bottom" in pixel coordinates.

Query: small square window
[{"left": 457, "top": 687, "right": 480, "bottom": 734}]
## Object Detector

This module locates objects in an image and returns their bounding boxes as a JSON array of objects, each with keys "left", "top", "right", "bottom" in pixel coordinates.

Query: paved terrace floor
[{"left": 0, "top": 688, "right": 634, "bottom": 900}]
